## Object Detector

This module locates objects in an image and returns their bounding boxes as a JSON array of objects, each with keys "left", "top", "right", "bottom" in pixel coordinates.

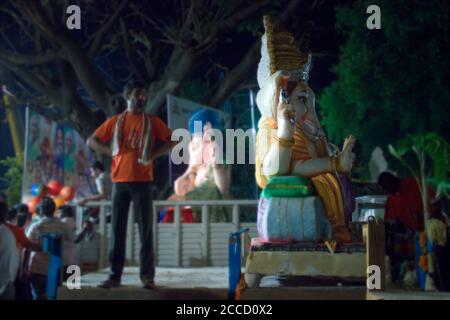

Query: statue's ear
[
  {"left": 273, "top": 71, "right": 290, "bottom": 96},
  {"left": 256, "top": 71, "right": 290, "bottom": 118}
]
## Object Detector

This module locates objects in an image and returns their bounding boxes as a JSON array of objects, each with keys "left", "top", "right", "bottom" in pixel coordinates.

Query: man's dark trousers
[{"left": 109, "top": 182, "right": 154, "bottom": 283}]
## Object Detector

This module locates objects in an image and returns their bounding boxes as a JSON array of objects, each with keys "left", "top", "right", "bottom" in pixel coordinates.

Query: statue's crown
[{"left": 257, "top": 16, "right": 312, "bottom": 87}]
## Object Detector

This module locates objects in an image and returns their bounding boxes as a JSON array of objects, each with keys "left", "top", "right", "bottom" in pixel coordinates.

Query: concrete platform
[
  {"left": 76, "top": 266, "right": 230, "bottom": 288},
  {"left": 57, "top": 266, "right": 367, "bottom": 300},
  {"left": 58, "top": 267, "right": 450, "bottom": 300},
  {"left": 58, "top": 266, "right": 230, "bottom": 300}
]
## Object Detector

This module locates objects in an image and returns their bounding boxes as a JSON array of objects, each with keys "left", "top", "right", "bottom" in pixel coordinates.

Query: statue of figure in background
[
  {"left": 168, "top": 109, "right": 231, "bottom": 222},
  {"left": 255, "top": 16, "right": 356, "bottom": 242}
]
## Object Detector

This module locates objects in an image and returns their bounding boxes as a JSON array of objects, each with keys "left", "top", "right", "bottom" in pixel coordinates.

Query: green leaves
[
  {"left": 423, "top": 133, "right": 450, "bottom": 183},
  {"left": 319, "top": 0, "right": 450, "bottom": 177},
  {"left": 388, "top": 132, "right": 450, "bottom": 187},
  {"left": 0, "top": 155, "right": 24, "bottom": 206}
]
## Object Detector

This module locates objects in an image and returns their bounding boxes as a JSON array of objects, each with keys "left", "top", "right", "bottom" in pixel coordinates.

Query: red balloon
[
  {"left": 59, "top": 186, "right": 76, "bottom": 201},
  {"left": 27, "top": 197, "right": 41, "bottom": 215},
  {"left": 47, "top": 180, "right": 63, "bottom": 196}
]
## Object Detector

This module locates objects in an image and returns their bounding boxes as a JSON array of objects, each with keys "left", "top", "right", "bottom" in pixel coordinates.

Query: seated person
[
  {"left": 6, "top": 205, "right": 40, "bottom": 252},
  {"left": 26, "top": 197, "right": 70, "bottom": 300},
  {"left": 75, "top": 218, "right": 100, "bottom": 273},
  {"left": 57, "top": 206, "right": 76, "bottom": 281},
  {"left": 14, "top": 204, "right": 33, "bottom": 230},
  {"left": 6, "top": 204, "right": 38, "bottom": 300},
  {"left": 78, "top": 161, "right": 111, "bottom": 206},
  {"left": 78, "top": 161, "right": 111, "bottom": 224}
]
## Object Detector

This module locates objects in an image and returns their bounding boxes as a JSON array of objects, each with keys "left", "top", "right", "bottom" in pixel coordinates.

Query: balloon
[
  {"left": 30, "top": 183, "right": 47, "bottom": 197},
  {"left": 53, "top": 197, "right": 67, "bottom": 209},
  {"left": 30, "top": 183, "right": 39, "bottom": 196},
  {"left": 47, "top": 180, "right": 63, "bottom": 196},
  {"left": 59, "top": 186, "right": 76, "bottom": 201},
  {"left": 27, "top": 197, "right": 41, "bottom": 215}
]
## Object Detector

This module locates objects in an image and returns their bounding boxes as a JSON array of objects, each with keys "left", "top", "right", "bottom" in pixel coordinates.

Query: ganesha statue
[{"left": 255, "top": 16, "right": 356, "bottom": 243}]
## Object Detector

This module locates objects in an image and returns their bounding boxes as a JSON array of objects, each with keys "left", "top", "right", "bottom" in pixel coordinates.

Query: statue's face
[{"left": 289, "top": 80, "right": 316, "bottom": 122}]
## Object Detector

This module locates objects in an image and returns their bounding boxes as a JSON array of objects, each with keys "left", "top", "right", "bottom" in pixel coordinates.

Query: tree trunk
[
  {"left": 204, "top": 42, "right": 260, "bottom": 107},
  {"left": 145, "top": 46, "right": 197, "bottom": 114}
]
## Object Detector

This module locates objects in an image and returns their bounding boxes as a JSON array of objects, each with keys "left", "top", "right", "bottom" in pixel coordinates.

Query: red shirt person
[
  {"left": 378, "top": 172, "right": 437, "bottom": 232},
  {"left": 6, "top": 204, "right": 40, "bottom": 251},
  {"left": 87, "top": 79, "right": 178, "bottom": 289}
]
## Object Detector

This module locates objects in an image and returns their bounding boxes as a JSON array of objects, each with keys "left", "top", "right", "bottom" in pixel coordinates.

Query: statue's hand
[
  {"left": 277, "top": 99, "right": 296, "bottom": 140},
  {"left": 337, "top": 135, "right": 356, "bottom": 173}
]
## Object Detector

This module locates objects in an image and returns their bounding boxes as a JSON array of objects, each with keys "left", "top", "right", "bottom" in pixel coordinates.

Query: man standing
[{"left": 87, "top": 80, "right": 177, "bottom": 289}]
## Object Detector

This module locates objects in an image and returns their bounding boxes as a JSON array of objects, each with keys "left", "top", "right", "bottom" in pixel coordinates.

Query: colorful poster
[{"left": 22, "top": 108, "right": 96, "bottom": 202}]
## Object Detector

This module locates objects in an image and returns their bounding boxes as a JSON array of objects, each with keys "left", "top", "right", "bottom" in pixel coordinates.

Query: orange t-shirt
[{"left": 95, "top": 113, "right": 172, "bottom": 182}]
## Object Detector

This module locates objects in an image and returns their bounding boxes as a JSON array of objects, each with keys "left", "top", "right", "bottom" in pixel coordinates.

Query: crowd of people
[
  {"left": 0, "top": 196, "right": 101, "bottom": 300},
  {"left": 2, "top": 79, "right": 176, "bottom": 300},
  {"left": 377, "top": 171, "right": 450, "bottom": 289}
]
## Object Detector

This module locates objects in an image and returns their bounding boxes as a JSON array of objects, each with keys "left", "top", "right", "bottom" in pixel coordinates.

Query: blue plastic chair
[{"left": 41, "top": 233, "right": 63, "bottom": 300}]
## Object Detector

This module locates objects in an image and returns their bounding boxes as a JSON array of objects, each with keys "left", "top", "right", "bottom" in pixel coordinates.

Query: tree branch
[
  {"left": 214, "top": 0, "right": 272, "bottom": 34},
  {"left": 204, "top": 0, "right": 308, "bottom": 107},
  {"left": 145, "top": 46, "right": 197, "bottom": 114},
  {"left": 129, "top": 30, "right": 156, "bottom": 80},
  {"left": 88, "top": 0, "right": 132, "bottom": 58},
  {"left": 204, "top": 42, "right": 259, "bottom": 107},
  {"left": 58, "top": 60, "right": 102, "bottom": 138},
  {"left": 0, "top": 48, "right": 62, "bottom": 66},
  {"left": 120, "top": 17, "right": 148, "bottom": 82},
  {"left": 0, "top": 7, "right": 34, "bottom": 42},
  {"left": 16, "top": 0, "right": 114, "bottom": 115},
  {"left": 0, "top": 60, "right": 50, "bottom": 94}
]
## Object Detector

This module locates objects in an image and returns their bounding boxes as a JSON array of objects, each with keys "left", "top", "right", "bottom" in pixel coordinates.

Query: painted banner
[{"left": 22, "top": 108, "right": 96, "bottom": 202}]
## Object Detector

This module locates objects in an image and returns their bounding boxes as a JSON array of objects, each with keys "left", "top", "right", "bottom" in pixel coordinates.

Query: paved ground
[
  {"left": 76, "top": 266, "right": 304, "bottom": 288},
  {"left": 79, "top": 266, "right": 230, "bottom": 288},
  {"left": 59, "top": 267, "right": 231, "bottom": 300},
  {"left": 57, "top": 268, "right": 450, "bottom": 300},
  {"left": 58, "top": 266, "right": 367, "bottom": 300}
]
